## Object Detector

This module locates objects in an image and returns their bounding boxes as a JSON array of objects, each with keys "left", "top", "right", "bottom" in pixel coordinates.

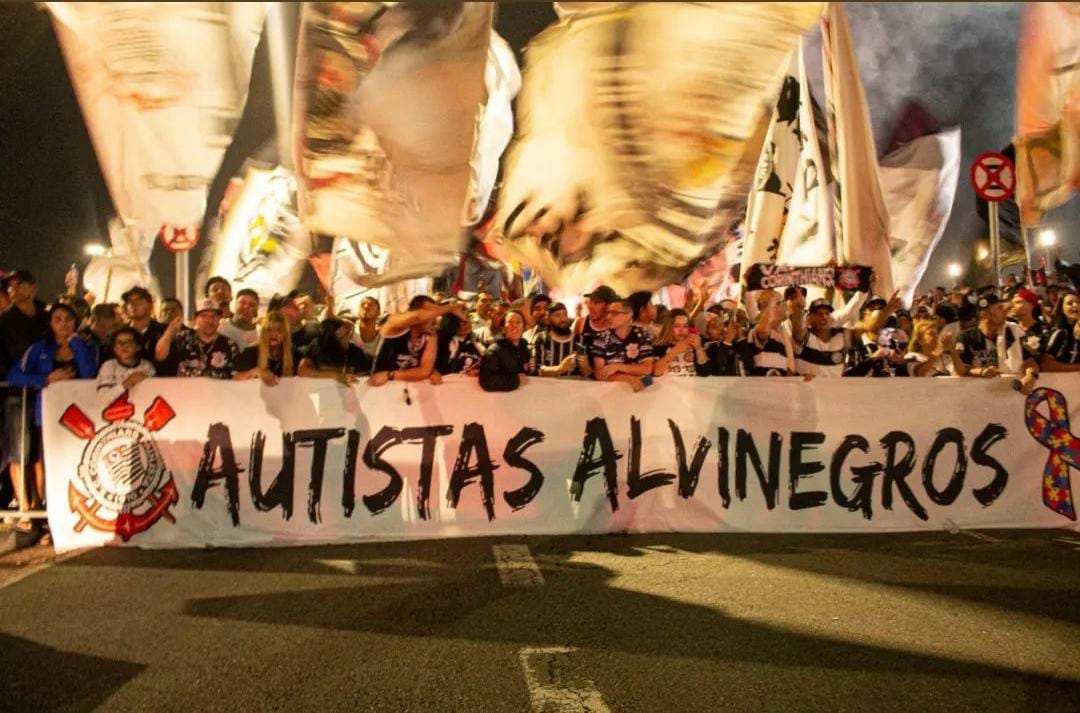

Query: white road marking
[
  {"left": 315, "top": 558, "right": 361, "bottom": 574},
  {"left": 959, "top": 530, "right": 1002, "bottom": 543},
  {"left": 492, "top": 544, "right": 545, "bottom": 589},
  {"left": 0, "top": 548, "right": 87, "bottom": 591},
  {"left": 518, "top": 646, "right": 610, "bottom": 713}
]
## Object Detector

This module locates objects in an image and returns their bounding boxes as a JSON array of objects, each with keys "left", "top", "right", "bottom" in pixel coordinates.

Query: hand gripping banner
[{"left": 1024, "top": 387, "right": 1078, "bottom": 521}]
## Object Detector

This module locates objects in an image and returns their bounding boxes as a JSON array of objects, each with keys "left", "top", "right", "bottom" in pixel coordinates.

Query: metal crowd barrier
[{"left": 0, "top": 382, "right": 47, "bottom": 520}]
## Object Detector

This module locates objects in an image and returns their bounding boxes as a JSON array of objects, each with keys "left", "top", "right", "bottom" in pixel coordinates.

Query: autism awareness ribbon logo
[{"left": 1024, "top": 387, "right": 1078, "bottom": 521}]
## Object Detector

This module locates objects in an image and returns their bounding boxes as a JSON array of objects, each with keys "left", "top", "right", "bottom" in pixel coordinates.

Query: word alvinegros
[{"left": 191, "top": 415, "right": 1008, "bottom": 525}]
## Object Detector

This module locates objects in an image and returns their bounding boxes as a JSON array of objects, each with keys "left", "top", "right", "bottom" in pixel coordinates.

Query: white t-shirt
[
  {"left": 96, "top": 358, "right": 156, "bottom": 400},
  {"left": 219, "top": 320, "right": 260, "bottom": 350}
]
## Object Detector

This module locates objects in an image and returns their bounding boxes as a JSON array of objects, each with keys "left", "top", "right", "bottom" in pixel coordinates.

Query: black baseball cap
[
  {"left": 268, "top": 289, "right": 300, "bottom": 311},
  {"left": 121, "top": 285, "right": 153, "bottom": 303},
  {"left": 976, "top": 293, "right": 1003, "bottom": 311},
  {"left": 3, "top": 268, "right": 35, "bottom": 289},
  {"left": 808, "top": 298, "right": 833, "bottom": 313},
  {"left": 585, "top": 285, "right": 619, "bottom": 303}
]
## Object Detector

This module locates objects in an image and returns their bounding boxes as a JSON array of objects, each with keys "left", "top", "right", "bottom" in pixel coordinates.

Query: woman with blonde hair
[
  {"left": 234, "top": 310, "right": 297, "bottom": 385},
  {"left": 904, "top": 318, "right": 956, "bottom": 377}
]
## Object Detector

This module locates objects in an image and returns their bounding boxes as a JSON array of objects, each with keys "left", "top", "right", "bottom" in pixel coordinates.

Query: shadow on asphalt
[
  {"left": 0, "top": 632, "right": 145, "bottom": 712},
  {"left": 49, "top": 531, "right": 1080, "bottom": 709}
]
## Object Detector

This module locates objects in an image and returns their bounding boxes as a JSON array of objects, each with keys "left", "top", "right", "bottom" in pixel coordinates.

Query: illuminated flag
[
  {"left": 293, "top": 2, "right": 492, "bottom": 280},
  {"left": 1015, "top": 2, "right": 1080, "bottom": 227},
  {"left": 47, "top": 2, "right": 266, "bottom": 237},
  {"left": 494, "top": 2, "right": 823, "bottom": 297}
]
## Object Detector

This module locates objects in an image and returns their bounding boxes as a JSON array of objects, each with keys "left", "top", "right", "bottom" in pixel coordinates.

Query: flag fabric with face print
[
  {"left": 293, "top": 2, "right": 493, "bottom": 281},
  {"left": 47, "top": 2, "right": 266, "bottom": 238},
  {"left": 493, "top": 2, "right": 824, "bottom": 297},
  {"left": 1015, "top": 2, "right": 1080, "bottom": 227}
]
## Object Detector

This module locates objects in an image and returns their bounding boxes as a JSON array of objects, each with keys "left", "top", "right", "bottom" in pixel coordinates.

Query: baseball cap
[
  {"left": 268, "top": 289, "right": 300, "bottom": 312},
  {"left": 1015, "top": 288, "right": 1039, "bottom": 306},
  {"left": 195, "top": 298, "right": 222, "bottom": 316},
  {"left": 808, "top": 298, "right": 833, "bottom": 313},
  {"left": 121, "top": 285, "right": 153, "bottom": 303},
  {"left": 585, "top": 285, "right": 618, "bottom": 303},
  {"left": 976, "top": 293, "right": 1003, "bottom": 311},
  {"left": 864, "top": 294, "right": 887, "bottom": 310}
]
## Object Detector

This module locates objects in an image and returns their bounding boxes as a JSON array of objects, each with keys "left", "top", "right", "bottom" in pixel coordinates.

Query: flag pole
[{"left": 989, "top": 201, "right": 1002, "bottom": 288}]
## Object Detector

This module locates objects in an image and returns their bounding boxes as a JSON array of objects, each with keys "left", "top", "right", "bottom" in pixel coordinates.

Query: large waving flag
[
  {"left": 821, "top": 4, "right": 894, "bottom": 296},
  {"left": 493, "top": 2, "right": 824, "bottom": 297},
  {"left": 464, "top": 32, "right": 521, "bottom": 226},
  {"left": 1015, "top": 3, "right": 1080, "bottom": 227},
  {"left": 880, "top": 128, "right": 961, "bottom": 305},
  {"left": 200, "top": 165, "right": 308, "bottom": 303},
  {"left": 743, "top": 39, "right": 835, "bottom": 272},
  {"left": 47, "top": 3, "right": 266, "bottom": 238},
  {"left": 292, "top": 2, "right": 493, "bottom": 281}
]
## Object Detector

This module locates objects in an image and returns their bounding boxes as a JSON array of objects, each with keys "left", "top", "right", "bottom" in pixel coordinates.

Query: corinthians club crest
[{"left": 59, "top": 393, "right": 178, "bottom": 541}]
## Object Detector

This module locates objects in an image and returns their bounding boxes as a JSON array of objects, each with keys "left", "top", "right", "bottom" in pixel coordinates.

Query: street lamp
[
  {"left": 947, "top": 262, "right": 962, "bottom": 280},
  {"left": 1039, "top": 229, "right": 1057, "bottom": 270},
  {"left": 84, "top": 243, "right": 107, "bottom": 257}
]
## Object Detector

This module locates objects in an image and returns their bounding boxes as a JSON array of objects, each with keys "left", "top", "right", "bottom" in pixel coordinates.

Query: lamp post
[
  {"left": 1039, "top": 229, "right": 1057, "bottom": 272},
  {"left": 83, "top": 243, "right": 115, "bottom": 302},
  {"left": 947, "top": 262, "right": 963, "bottom": 283}
]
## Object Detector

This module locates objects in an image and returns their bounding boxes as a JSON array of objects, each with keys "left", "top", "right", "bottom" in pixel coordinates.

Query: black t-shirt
[
  {"left": 133, "top": 319, "right": 172, "bottom": 376},
  {"left": 235, "top": 345, "right": 303, "bottom": 377},
  {"left": 374, "top": 331, "right": 430, "bottom": 373},
  {"left": 290, "top": 322, "right": 320, "bottom": 350},
  {"left": 1011, "top": 318, "right": 1049, "bottom": 356},
  {"left": 0, "top": 300, "right": 48, "bottom": 376},
  {"left": 591, "top": 325, "right": 654, "bottom": 365},
  {"left": 304, "top": 341, "right": 373, "bottom": 375},
  {"left": 1045, "top": 327, "right": 1080, "bottom": 365}
]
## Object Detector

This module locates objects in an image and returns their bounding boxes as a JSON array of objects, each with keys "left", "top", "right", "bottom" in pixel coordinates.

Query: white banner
[{"left": 43, "top": 376, "right": 1079, "bottom": 551}]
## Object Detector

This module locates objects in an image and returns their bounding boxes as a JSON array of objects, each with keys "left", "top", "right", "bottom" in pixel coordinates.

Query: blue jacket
[{"left": 7, "top": 336, "right": 98, "bottom": 424}]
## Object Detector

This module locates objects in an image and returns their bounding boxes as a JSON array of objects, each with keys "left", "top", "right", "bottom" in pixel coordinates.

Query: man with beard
[
  {"left": 575, "top": 285, "right": 616, "bottom": 376},
  {"left": 368, "top": 295, "right": 466, "bottom": 386},
  {"left": 219, "top": 288, "right": 261, "bottom": 349},
  {"left": 524, "top": 293, "right": 552, "bottom": 343},
  {"left": 533, "top": 302, "right": 583, "bottom": 377},
  {"left": 269, "top": 290, "right": 319, "bottom": 350},
  {"left": 953, "top": 293, "right": 1038, "bottom": 378},
  {"left": 156, "top": 299, "right": 240, "bottom": 379},
  {"left": 122, "top": 286, "right": 169, "bottom": 373},
  {"left": 592, "top": 297, "right": 656, "bottom": 392}
]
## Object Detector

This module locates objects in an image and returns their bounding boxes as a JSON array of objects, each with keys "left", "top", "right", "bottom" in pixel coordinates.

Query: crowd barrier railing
[{"left": 0, "top": 382, "right": 47, "bottom": 520}]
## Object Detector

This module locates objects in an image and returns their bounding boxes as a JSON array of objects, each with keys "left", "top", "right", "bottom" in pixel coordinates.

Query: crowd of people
[{"left": 1, "top": 263, "right": 1078, "bottom": 548}]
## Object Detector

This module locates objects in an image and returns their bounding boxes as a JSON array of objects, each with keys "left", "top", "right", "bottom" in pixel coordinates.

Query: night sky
[{"left": 0, "top": 3, "right": 1073, "bottom": 301}]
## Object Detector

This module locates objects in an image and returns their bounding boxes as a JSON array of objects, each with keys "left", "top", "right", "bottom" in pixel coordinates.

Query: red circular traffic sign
[
  {"left": 970, "top": 151, "right": 1016, "bottom": 203},
  {"left": 158, "top": 225, "right": 201, "bottom": 253}
]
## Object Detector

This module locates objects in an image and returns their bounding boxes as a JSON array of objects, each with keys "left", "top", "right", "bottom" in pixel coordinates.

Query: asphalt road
[{"left": 0, "top": 528, "right": 1078, "bottom": 713}]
